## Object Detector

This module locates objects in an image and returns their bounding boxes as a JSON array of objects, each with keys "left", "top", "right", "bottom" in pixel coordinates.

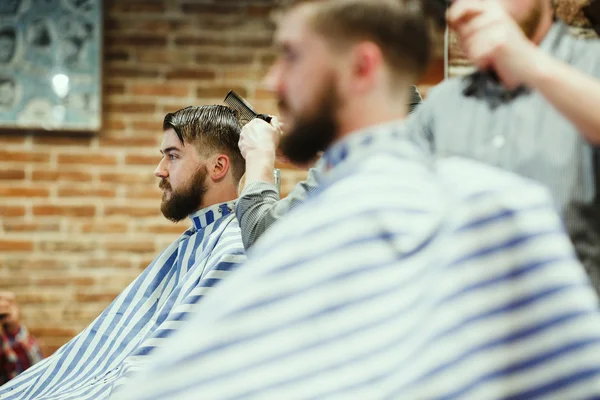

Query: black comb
[{"left": 224, "top": 90, "right": 272, "bottom": 125}]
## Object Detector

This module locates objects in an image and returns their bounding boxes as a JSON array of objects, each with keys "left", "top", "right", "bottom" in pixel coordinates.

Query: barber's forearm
[
  {"left": 526, "top": 51, "right": 600, "bottom": 144},
  {"left": 242, "top": 150, "right": 276, "bottom": 188}
]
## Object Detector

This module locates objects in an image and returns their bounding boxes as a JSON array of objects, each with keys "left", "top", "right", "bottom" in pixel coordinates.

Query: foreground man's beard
[
  {"left": 160, "top": 165, "right": 208, "bottom": 222},
  {"left": 279, "top": 80, "right": 339, "bottom": 164}
]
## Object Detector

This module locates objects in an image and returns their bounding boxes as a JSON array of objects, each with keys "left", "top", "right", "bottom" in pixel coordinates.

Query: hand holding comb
[{"left": 224, "top": 90, "right": 281, "bottom": 195}]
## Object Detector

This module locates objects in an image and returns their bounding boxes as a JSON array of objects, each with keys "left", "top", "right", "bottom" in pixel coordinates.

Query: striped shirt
[
  {"left": 0, "top": 202, "right": 246, "bottom": 400},
  {"left": 407, "top": 20, "right": 600, "bottom": 295},
  {"left": 115, "top": 122, "right": 600, "bottom": 400},
  {"left": 235, "top": 85, "right": 422, "bottom": 249}
]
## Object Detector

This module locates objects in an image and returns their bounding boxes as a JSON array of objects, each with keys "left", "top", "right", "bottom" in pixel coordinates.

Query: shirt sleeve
[
  {"left": 235, "top": 166, "right": 323, "bottom": 249},
  {"left": 1, "top": 324, "right": 43, "bottom": 384}
]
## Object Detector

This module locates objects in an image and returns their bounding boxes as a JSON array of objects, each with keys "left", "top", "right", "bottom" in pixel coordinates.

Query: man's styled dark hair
[
  {"left": 296, "top": 0, "right": 432, "bottom": 83},
  {"left": 163, "top": 105, "right": 245, "bottom": 183}
]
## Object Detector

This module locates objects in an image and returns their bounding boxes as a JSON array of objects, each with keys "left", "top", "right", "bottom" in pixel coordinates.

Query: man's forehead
[{"left": 160, "top": 128, "right": 184, "bottom": 150}]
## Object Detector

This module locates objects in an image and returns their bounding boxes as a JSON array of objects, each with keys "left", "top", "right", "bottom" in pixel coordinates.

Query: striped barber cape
[
  {"left": 115, "top": 121, "right": 600, "bottom": 400},
  {"left": 0, "top": 201, "right": 246, "bottom": 400}
]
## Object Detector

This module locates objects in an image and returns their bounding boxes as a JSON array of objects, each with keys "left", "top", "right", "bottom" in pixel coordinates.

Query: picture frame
[{"left": 0, "top": 0, "right": 102, "bottom": 132}]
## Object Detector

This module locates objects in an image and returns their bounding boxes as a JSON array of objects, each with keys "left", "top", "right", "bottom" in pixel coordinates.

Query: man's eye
[{"left": 168, "top": 154, "right": 177, "bottom": 160}]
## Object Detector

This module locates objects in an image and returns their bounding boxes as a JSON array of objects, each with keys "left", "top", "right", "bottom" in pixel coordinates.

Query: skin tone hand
[
  {"left": 0, "top": 291, "right": 21, "bottom": 335},
  {"left": 238, "top": 117, "right": 282, "bottom": 187},
  {"left": 447, "top": 0, "right": 542, "bottom": 89},
  {"left": 449, "top": 0, "right": 600, "bottom": 143}
]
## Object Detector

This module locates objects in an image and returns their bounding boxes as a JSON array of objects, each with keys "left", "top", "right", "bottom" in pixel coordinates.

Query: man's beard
[
  {"left": 519, "top": 0, "right": 543, "bottom": 39},
  {"left": 159, "top": 165, "right": 208, "bottom": 223},
  {"left": 279, "top": 77, "right": 339, "bottom": 165}
]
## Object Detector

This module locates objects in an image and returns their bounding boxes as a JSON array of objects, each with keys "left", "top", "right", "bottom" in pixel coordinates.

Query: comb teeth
[{"left": 224, "top": 90, "right": 258, "bottom": 125}]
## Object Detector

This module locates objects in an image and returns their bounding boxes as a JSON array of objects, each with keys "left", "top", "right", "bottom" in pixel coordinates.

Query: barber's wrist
[
  {"left": 521, "top": 48, "right": 552, "bottom": 89},
  {"left": 245, "top": 148, "right": 276, "bottom": 161}
]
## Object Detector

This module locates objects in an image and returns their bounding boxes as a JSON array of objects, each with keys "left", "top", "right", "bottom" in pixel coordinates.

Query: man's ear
[
  {"left": 210, "top": 154, "right": 230, "bottom": 181},
  {"left": 349, "top": 41, "right": 383, "bottom": 93}
]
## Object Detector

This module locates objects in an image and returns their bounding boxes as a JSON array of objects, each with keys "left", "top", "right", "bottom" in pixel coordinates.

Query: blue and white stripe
[
  {"left": 0, "top": 201, "right": 246, "bottom": 400},
  {"left": 118, "top": 123, "right": 600, "bottom": 399}
]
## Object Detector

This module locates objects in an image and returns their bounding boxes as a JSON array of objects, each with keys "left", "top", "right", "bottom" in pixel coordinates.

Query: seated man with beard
[{"left": 0, "top": 105, "right": 247, "bottom": 400}]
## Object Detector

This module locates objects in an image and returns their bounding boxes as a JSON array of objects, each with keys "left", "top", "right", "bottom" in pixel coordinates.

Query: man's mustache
[{"left": 159, "top": 180, "right": 171, "bottom": 191}]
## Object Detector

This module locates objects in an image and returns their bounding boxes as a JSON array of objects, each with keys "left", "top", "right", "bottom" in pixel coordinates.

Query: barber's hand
[
  {"left": 448, "top": 0, "right": 541, "bottom": 89},
  {"left": 238, "top": 117, "right": 282, "bottom": 160},
  {"left": 0, "top": 291, "right": 21, "bottom": 335}
]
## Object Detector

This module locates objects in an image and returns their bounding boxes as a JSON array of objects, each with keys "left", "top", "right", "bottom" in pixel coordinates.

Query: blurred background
[{"left": 0, "top": 0, "right": 596, "bottom": 357}]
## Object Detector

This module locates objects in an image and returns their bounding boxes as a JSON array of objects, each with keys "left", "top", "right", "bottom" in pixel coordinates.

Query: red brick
[
  {"left": 104, "top": 102, "right": 157, "bottom": 114},
  {"left": 108, "top": 1, "right": 167, "bottom": 13},
  {"left": 105, "top": 66, "right": 161, "bottom": 78},
  {"left": 166, "top": 68, "right": 216, "bottom": 80},
  {"left": 3, "top": 222, "right": 60, "bottom": 232},
  {"left": 0, "top": 187, "right": 49, "bottom": 197},
  {"left": 0, "top": 169, "right": 25, "bottom": 180},
  {"left": 77, "top": 257, "right": 132, "bottom": 269},
  {"left": 125, "top": 187, "right": 161, "bottom": 199},
  {"left": 0, "top": 206, "right": 25, "bottom": 217},
  {"left": 106, "top": 34, "right": 167, "bottom": 47},
  {"left": 0, "top": 150, "right": 49, "bottom": 162},
  {"left": 0, "top": 240, "right": 34, "bottom": 252},
  {"left": 99, "top": 136, "right": 158, "bottom": 148},
  {"left": 0, "top": 275, "right": 30, "bottom": 288},
  {"left": 32, "top": 136, "right": 93, "bottom": 147},
  {"left": 131, "top": 120, "right": 161, "bottom": 131},
  {"left": 125, "top": 154, "right": 160, "bottom": 165},
  {"left": 30, "top": 327, "right": 78, "bottom": 337},
  {"left": 197, "top": 86, "right": 247, "bottom": 99},
  {"left": 58, "top": 153, "right": 117, "bottom": 165},
  {"left": 105, "top": 83, "right": 126, "bottom": 94},
  {"left": 38, "top": 240, "right": 96, "bottom": 252},
  {"left": 104, "top": 206, "right": 160, "bottom": 218},
  {"left": 0, "top": 135, "right": 26, "bottom": 145},
  {"left": 194, "top": 51, "right": 255, "bottom": 64},
  {"left": 105, "top": 50, "right": 130, "bottom": 62},
  {"left": 32, "top": 170, "right": 93, "bottom": 182},
  {"left": 100, "top": 172, "right": 155, "bottom": 184},
  {"left": 33, "top": 205, "right": 96, "bottom": 217},
  {"left": 135, "top": 49, "right": 191, "bottom": 64},
  {"left": 36, "top": 276, "right": 95, "bottom": 287},
  {"left": 105, "top": 241, "right": 156, "bottom": 253},
  {"left": 180, "top": 3, "right": 241, "bottom": 14},
  {"left": 80, "top": 222, "right": 129, "bottom": 234},
  {"left": 75, "top": 292, "right": 120, "bottom": 303},
  {"left": 130, "top": 84, "right": 190, "bottom": 97},
  {"left": 4, "top": 258, "right": 69, "bottom": 270},
  {"left": 58, "top": 187, "right": 116, "bottom": 198},
  {"left": 144, "top": 223, "right": 187, "bottom": 234}
]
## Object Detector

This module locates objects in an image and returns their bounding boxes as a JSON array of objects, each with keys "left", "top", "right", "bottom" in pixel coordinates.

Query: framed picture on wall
[{"left": 0, "top": 0, "right": 102, "bottom": 132}]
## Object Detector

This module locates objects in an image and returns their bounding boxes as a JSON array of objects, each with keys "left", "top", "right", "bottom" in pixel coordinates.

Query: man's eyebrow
[{"left": 159, "top": 146, "right": 180, "bottom": 155}]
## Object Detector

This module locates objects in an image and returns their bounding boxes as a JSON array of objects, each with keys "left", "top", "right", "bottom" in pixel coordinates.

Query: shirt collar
[
  {"left": 322, "top": 119, "right": 428, "bottom": 171},
  {"left": 188, "top": 200, "right": 236, "bottom": 231}
]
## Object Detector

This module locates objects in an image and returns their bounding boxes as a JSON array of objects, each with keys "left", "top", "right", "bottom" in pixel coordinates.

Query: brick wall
[{"left": 1, "top": 0, "right": 592, "bottom": 357}]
